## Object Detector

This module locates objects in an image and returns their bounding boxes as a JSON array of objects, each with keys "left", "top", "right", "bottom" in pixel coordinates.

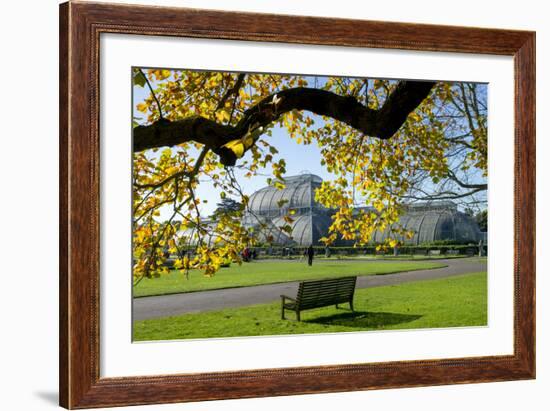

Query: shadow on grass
[{"left": 304, "top": 310, "right": 422, "bottom": 328}]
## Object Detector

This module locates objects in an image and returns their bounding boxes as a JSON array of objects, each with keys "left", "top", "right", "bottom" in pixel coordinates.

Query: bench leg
[
  {"left": 349, "top": 301, "right": 354, "bottom": 312},
  {"left": 296, "top": 310, "right": 301, "bottom": 321},
  {"left": 335, "top": 303, "right": 339, "bottom": 309},
  {"left": 281, "top": 303, "right": 285, "bottom": 320}
]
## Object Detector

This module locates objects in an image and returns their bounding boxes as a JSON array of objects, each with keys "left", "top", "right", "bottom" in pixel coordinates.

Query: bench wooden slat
[
  {"left": 304, "top": 285, "right": 356, "bottom": 291},
  {"left": 298, "top": 293, "right": 353, "bottom": 301},
  {"left": 300, "top": 290, "right": 353, "bottom": 295},
  {"left": 298, "top": 298, "right": 350, "bottom": 305},
  {"left": 299, "top": 278, "right": 356, "bottom": 285},
  {"left": 298, "top": 290, "right": 355, "bottom": 299},
  {"left": 298, "top": 290, "right": 355, "bottom": 298},
  {"left": 299, "top": 286, "right": 355, "bottom": 293}
]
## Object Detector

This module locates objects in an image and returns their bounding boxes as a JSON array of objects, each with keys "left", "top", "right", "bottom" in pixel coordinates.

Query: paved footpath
[{"left": 133, "top": 258, "right": 486, "bottom": 321}]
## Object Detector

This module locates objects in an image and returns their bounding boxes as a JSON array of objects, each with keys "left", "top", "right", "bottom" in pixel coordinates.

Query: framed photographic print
[{"left": 59, "top": 1, "right": 535, "bottom": 409}]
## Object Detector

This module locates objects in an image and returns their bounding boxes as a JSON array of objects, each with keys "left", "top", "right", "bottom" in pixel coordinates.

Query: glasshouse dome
[
  {"left": 243, "top": 174, "right": 482, "bottom": 246},
  {"left": 370, "top": 202, "right": 482, "bottom": 245},
  {"left": 247, "top": 173, "right": 324, "bottom": 217},
  {"left": 243, "top": 174, "right": 334, "bottom": 245}
]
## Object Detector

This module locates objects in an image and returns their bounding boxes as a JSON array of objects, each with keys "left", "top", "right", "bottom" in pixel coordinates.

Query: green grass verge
[
  {"left": 133, "top": 260, "right": 446, "bottom": 297},
  {"left": 133, "top": 271, "right": 487, "bottom": 341}
]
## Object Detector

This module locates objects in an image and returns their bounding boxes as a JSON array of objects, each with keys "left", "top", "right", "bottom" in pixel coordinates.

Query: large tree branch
[
  {"left": 134, "top": 117, "right": 235, "bottom": 152},
  {"left": 133, "top": 80, "right": 436, "bottom": 165}
]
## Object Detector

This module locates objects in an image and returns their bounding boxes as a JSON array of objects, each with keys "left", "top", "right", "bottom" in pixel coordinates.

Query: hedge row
[{"left": 252, "top": 244, "right": 484, "bottom": 256}]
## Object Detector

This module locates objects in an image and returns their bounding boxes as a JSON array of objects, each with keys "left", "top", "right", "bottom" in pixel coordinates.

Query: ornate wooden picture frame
[{"left": 59, "top": 1, "right": 535, "bottom": 408}]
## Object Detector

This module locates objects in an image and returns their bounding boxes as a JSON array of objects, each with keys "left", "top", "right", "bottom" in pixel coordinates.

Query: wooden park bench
[{"left": 280, "top": 276, "right": 357, "bottom": 321}]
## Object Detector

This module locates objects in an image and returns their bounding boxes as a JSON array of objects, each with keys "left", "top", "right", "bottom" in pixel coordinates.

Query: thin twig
[{"left": 139, "top": 68, "right": 164, "bottom": 120}]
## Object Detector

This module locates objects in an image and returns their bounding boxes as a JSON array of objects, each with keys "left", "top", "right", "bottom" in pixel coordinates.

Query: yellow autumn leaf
[
  {"left": 215, "top": 110, "right": 230, "bottom": 123},
  {"left": 222, "top": 140, "right": 245, "bottom": 158},
  {"left": 136, "top": 102, "right": 148, "bottom": 113}
]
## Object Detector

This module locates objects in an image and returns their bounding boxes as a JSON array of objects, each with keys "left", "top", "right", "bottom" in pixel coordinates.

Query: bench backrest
[{"left": 296, "top": 276, "right": 357, "bottom": 310}]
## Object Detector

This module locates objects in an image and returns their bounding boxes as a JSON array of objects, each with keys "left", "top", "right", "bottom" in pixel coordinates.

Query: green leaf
[
  {"left": 277, "top": 199, "right": 289, "bottom": 208},
  {"left": 281, "top": 225, "right": 293, "bottom": 234},
  {"left": 133, "top": 69, "right": 146, "bottom": 87}
]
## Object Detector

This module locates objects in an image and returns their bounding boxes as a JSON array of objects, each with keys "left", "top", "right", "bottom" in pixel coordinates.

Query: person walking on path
[{"left": 307, "top": 244, "right": 315, "bottom": 266}]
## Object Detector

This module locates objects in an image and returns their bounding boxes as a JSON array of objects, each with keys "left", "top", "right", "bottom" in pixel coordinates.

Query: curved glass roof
[
  {"left": 248, "top": 174, "right": 324, "bottom": 216},
  {"left": 242, "top": 175, "right": 482, "bottom": 247},
  {"left": 372, "top": 208, "right": 481, "bottom": 245},
  {"left": 272, "top": 212, "right": 333, "bottom": 246},
  {"left": 243, "top": 211, "right": 333, "bottom": 246}
]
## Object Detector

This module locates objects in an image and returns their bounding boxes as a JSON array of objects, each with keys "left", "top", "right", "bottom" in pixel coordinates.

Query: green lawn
[
  {"left": 133, "top": 260, "right": 446, "bottom": 297},
  {"left": 133, "top": 271, "right": 487, "bottom": 341}
]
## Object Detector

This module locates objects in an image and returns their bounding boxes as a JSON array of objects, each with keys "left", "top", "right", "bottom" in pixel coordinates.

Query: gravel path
[{"left": 133, "top": 258, "right": 486, "bottom": 321}]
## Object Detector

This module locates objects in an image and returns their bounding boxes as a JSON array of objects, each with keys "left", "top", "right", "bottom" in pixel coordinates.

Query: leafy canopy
[{"left": 132, "top": 68, "right": 487, "bottom": 283}]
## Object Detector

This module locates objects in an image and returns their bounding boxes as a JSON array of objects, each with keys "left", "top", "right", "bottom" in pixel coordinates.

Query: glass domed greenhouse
[{"left": 242, "top": 174, "right": 483, "bottom": 246}]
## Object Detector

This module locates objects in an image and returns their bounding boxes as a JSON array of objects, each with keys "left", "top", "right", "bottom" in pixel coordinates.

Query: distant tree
[
  {"left": 213, "top": 198, "right": 242, "bottom": 216},
  {"left": 475, "top": 209, "right": 488, "bottom": 232}
]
